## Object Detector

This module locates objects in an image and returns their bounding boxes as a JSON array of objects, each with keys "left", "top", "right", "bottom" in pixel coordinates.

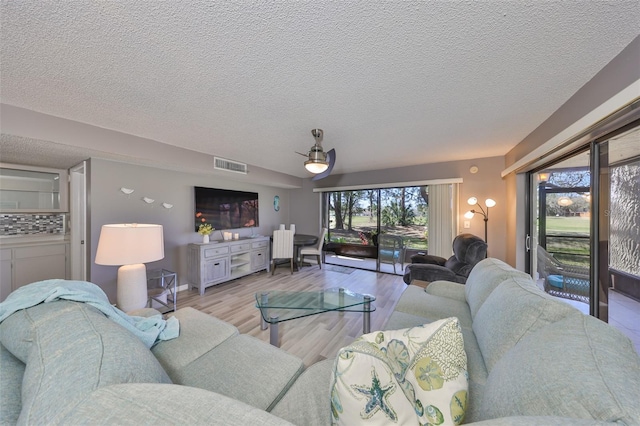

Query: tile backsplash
[{"left": 0, "top": 214, "right": 65, "bottom": 236}]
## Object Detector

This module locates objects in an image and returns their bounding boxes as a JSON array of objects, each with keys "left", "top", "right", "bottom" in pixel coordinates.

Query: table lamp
[{"left": 95, "top": 223, "right": 164, "bottom": 312}]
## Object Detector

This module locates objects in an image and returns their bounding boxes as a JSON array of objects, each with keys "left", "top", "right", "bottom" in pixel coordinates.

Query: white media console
[{"left": 186, "top": 236, "right": 270, "bottom": 295}]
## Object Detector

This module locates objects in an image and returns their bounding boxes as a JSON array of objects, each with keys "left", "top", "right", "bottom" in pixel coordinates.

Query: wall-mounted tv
[{"left": 194, "top": 186, "right": 259, "bottom": 231}]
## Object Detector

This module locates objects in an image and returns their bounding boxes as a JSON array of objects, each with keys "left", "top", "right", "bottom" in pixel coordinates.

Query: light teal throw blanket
[{"left": 0, "top": 279, "right": 179, "bottom": 348}]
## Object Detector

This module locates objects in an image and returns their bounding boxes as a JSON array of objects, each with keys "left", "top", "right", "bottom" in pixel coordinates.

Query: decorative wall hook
[
  {"left": 142, "top": 197, "right": 155, "bottom": 204},
  {"left": 120, "top": 187, "right": 134, "bottom": 195},
  {"left": 161, "top": 203, "right": 173, "bottom": 209}
]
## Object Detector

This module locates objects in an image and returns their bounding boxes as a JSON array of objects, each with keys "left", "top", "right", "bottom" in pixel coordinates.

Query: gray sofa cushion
[
  {"left": 0, "top": 344, "right": 24, "bottom": 425},
  {"left": 171, "top": 334, "right": 304, "bottom": 412},
  {"left": 472, "top": 276, "right": 578, "bottom": 372},
  {"left": 152, "top": 307, "right": 238, "bottom": 377},
  {"left": 465, "top": 258, "right": 530, "bottom": 319},
  {"left": 3, "top": 301, "right": 171, "bottom": 424},
  {"left": 271, "top": 358, "right": 334, "bottom": 426},
  {"left": 469, "top": 417, "right": 620, "bottom": 425},
  {"left": 62, "top": 383, "right": 295, "bottom": 425},
  {"left": 385, "top": 310, "right": 432, "bottom": 330},
  {"left": 479, "top": 314, "right": 640, "bottom": 423},
  {"left": 392, "top": 284, "right": 473, "bottom": 328}
]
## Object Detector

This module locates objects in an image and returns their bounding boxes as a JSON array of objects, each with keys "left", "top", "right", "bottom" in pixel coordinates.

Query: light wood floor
[{"left": 177, "top": 265, "right": 407, "bottom": 367}]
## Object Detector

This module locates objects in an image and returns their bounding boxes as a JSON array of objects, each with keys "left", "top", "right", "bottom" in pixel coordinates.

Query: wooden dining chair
[{"left": 271, "top": 229, "right": 295, "bottom": 274}]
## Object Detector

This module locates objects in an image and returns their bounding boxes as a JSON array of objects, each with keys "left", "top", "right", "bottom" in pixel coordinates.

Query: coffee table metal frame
[{"left": 255, "top": 288, "right": 375, "bottom": 346}]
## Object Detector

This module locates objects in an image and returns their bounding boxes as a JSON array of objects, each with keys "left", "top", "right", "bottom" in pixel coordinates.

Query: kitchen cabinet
[
  {"left": 0, "top": 163, "right": 68, "bottom": 212},
  {"left": 0, "top": 240, "right": 69, "bottom": 302}
]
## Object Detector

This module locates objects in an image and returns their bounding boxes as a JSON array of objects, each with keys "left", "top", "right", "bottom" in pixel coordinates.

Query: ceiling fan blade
[{"left": 312, "top": 148, "right": 336, "bottom": 181}]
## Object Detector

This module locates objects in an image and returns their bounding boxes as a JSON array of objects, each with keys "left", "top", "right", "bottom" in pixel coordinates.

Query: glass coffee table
[{"left": 255, "top": 288, "right": 375, "bottom": 346}]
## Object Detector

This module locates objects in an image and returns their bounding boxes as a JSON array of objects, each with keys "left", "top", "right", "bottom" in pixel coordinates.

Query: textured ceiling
[{"left": 1, "top": 1, "right": 639, "bottom": 177}]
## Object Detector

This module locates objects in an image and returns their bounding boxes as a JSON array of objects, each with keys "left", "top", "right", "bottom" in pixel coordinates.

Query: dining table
[{"left": 293, "top": 233, "right": 318, "bottom": 270}]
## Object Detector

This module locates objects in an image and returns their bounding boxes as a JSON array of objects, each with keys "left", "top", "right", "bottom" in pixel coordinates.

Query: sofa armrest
[
  {"left": 405, "top": 263, "right": 462, "bottom": 284},
  {"left": 410, "top": 253, "right": 447, "bottom": 265},
  {"left": 424, "top": 280, "right": 466, "bottom": 302}
]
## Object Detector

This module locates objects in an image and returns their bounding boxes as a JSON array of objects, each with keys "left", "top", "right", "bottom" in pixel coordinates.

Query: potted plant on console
[{"left": 198, "top": 223, "right": 214, "bottom": 244}]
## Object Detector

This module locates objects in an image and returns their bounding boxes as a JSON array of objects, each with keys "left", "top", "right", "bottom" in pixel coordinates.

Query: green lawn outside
[
  {"left": 544, "top": 216, "right": 590, "bottom": 266},
  {"left": 328, "top": 215, "right": 428, "bottom": 249},
  {"left": 545, "top": 216, "right": 590, "bottom": 235}
]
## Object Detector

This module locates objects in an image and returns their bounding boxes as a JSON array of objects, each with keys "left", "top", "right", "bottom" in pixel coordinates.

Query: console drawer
[
  {"left": 252, "top": 240, "right": 269, "bottom": 249},
  {"left": 230, "top": 243, "right": 251, "bottom": 253},
  {"left": 204, "top": 246, "right": 229, "bottom": 258}
]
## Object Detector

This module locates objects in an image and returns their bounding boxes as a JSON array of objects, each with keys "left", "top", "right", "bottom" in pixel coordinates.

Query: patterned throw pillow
[{"left": 331, "top": 317, "right": 468, "bottom": 425}]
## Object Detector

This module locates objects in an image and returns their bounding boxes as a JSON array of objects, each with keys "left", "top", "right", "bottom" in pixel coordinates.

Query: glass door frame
[
  {"left": 525, "top": 117, "right": 640, "bottom": 320},
  {"left": 527, "top": 148, "right": 592, "bottom": 313}
]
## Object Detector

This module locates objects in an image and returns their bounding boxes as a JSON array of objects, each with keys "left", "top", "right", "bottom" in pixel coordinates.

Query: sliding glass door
[
  {"left": 530, "top": 151, "right": 592, "bottom": 312},
  {"left": 527, "top": 120, "right": 640, "bottom": 354},
  {"left": 323, "top": 185, "right": 430, "bottom": 275},
  {"left": 325, "top": 190, "right": 380, "bottom": 272},
  {"left": 595, "top": 124, "right": 640, "bottom": 332}
]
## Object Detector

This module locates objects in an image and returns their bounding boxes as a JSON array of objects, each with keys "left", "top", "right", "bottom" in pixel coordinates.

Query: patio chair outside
[
  {"left": 537, "top": 245, "right": 590, "bottom": 303},
  {"left": 378, "top": 234, "right": 404, "bottom": 274}
]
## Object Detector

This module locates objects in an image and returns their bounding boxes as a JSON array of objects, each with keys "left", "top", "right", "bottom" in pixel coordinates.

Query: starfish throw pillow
[{"left": 331, "top": 317, "right": 468, "bottom": 425}]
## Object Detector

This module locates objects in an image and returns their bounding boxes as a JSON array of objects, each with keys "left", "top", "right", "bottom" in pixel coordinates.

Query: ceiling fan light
[
  {"left": 307, "top": 145, "right": 327, "bottom": 162},
  {"left": 301, "top": 128, "right": 331, "bottom": 175},
  {"left": 305, "top": 160, "right": 329, "bottom": 174}
]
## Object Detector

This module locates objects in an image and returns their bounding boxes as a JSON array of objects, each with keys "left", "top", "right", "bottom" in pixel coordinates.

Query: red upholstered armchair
[{"left": 402, "top": 233, "right": 487, "bottom": 284}]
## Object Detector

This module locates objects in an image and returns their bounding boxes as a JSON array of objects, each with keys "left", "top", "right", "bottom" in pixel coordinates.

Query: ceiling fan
[{"left": 296, "top": 128, "right": 336, "bottom": 180}]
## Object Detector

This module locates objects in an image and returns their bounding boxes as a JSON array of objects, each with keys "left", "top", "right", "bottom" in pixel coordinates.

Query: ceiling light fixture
[
  {"left": 303, "top": 129, "right": 329, "bottom": 174},
  {"left": 557, "top": 196, "right": 573, "bottom": 207},
  {"left": 538, "top": 172, "right": 551, "bottom": 182}
]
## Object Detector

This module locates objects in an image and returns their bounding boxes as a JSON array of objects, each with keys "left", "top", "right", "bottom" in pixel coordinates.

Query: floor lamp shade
[{"left": 95, "top": 224, "right": 164, "bottom": 312}]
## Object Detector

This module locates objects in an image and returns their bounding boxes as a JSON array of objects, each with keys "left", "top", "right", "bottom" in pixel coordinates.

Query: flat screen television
[{"left": 194, "top": 186, "right": 259, "bottom": 231}]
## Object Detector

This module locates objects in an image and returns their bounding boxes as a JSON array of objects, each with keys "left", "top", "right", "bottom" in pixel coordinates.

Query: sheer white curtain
[{"left": 427, "top": 183, "right": 459, "bottom": 258}]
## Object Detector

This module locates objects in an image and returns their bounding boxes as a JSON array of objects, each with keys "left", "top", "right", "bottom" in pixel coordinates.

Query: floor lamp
[
  {"left": 464, "top": 197, "right": 496, "bottom": 243},
  {"left": 95, "top": 224, "right": 164, "bottom": 312}
]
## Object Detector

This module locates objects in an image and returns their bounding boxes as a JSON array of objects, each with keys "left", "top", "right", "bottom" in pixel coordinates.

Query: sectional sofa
[
  {"left": 386, "top": 258, "right": 640, "bottom": 424},
  {"left": 1, "top": 258, "right": 639, "bottom": 425}
]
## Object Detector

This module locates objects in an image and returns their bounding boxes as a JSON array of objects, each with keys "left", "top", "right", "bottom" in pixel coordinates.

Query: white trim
[
  {"left": 501, "top": 79, "right": 640, "bottom": 177},
  {"left": 312, "top": 178, "right": 463, "bottom": 193}
]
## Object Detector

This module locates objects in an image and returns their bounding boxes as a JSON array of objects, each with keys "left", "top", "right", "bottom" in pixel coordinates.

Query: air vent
[{"left": 214, "top": 157, "right": 248, "bottom": 174}]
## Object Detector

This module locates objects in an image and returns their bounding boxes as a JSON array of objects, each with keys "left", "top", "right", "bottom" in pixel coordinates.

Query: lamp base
[{"left": 116, "top": 263, "right": 148, "bottom": 313}]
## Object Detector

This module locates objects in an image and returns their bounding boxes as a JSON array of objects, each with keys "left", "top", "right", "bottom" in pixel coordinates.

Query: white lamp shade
[
  {"left": 95, "top": 224, "right": 164, "bottom": 265},
  {"left": 464, "top": 211, "right": 475, "bottom": 219},
  {"left": 305, "top": 160, "right": 329, "bottom": 173},
  {"left": 485, "top": 198, "right": 496, "bottom": 208},
  {"left": 467, "top": 197, "right": 478, "bottom": 206}
]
